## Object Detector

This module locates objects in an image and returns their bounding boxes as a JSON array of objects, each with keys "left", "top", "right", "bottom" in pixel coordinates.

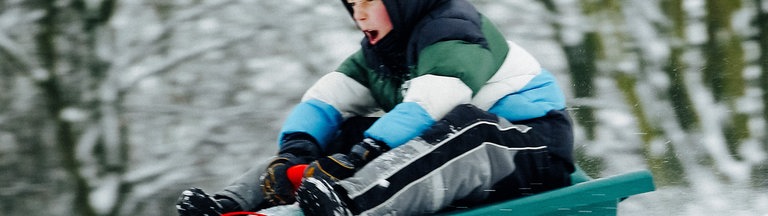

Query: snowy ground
[
  {"left": 257, "top": 203, "right": 304, "bottom": 216},
  {"left": 621, "top": 186, "right": 768, "bottom": 216}
]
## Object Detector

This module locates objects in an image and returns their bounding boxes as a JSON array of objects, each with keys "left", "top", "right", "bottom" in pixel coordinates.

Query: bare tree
[{"left": 0, "top": 0, "right": 262, "bottom": 215}]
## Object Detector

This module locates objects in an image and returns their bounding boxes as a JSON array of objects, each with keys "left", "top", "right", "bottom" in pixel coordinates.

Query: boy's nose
[{"left": 353, "top": 8, "right": 367, "bottom": 21}]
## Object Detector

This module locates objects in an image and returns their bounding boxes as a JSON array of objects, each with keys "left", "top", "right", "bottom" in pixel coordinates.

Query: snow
[
  {"left": 1, "top": 0, "right": 767, "bottom": 215},
  {"left": 622, "top": 185, "right": 768, "bottom": 216},
  {"left": 740, "top": 138, "right": 767, "bottom": 163},
  {"left": 90, "top": 175, "right": 120, "bottom": 215},
  {"left": 258, "top": 203, "right": 304, "bottom": 216},
  {"left": 733, "top": 6, "right": 757, "bottom": 36},
  {"left": 60, "top": 108, "right": 87, "bottom": 122},
  {"left": 197, "top": 17, "right": 220, "bottom": 33},
  {"left": 376, "top": 179, "right": 390, "bottom": 188}
]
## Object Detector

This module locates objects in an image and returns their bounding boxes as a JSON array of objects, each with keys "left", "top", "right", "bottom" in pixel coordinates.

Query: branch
[
  {"left": 122, "top": 151, "right": 200, "bottom": 185},
  {"left": 110, "top": 0, "right": 242, "bottom": 75},
  {"left": 116, "top": 30, "right": 257, "bottom": 92},
  {"left": 0, "top": 31, "right": 48, "bottom": 81},
  {"left": 122, "top": 102, "right": 281, "bottom": 117}
]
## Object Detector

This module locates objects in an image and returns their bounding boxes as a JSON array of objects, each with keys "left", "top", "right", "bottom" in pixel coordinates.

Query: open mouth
[{"left": 364, "top": 30, "right": 379, "bottom": 42}]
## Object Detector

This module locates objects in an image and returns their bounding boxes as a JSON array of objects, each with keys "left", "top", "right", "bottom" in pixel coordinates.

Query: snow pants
[
  {"left": 338, "top": 104, "right": 574, "bottom": 215},
  {"left": 218, "top": 104, "right": 574, "bottom": 214}
]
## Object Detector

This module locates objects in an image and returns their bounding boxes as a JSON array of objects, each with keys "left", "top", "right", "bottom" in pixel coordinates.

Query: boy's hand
[
  {"left": 304, "top": 153, "right": 357, "bottom": 182},
  {"left": 296, "top": 139, "right": 388, "bottom": 215},
  {"left": 262, "top": 135, "right": 322, "bottom": 205},
  {"left": 303, "top": 138, "right": 389, "bottom": 182},
  {"left": 261, "top": 153, "right": 307, "bottom": 205}
]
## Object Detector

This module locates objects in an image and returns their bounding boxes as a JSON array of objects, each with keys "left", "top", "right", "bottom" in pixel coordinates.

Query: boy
[{"left": 177, "top": 0, "right": 574, "bottom": 215}]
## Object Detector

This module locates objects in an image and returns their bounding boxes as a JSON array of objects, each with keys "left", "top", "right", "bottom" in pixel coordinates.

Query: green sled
[{"left": 441, "top": 168, "right": 656, "bottom": 216}]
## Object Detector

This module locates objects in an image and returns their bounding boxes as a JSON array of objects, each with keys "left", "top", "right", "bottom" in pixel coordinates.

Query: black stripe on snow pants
[{"left": 338, "top": 104, "right": 574, "bottom": 215}]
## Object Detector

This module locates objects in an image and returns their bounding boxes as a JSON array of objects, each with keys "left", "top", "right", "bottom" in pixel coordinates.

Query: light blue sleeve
[
  {"left": 279, "top": 99, "right": 343, "bottom": 149},
  {"left": 489, "top": 69, "right": 566, "bottom": 121},
  {"left": 364, "top": 102, "right": 436, "bottom": 148}
]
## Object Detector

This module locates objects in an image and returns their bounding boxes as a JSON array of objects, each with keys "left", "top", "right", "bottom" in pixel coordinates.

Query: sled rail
[{"left": 444, "top": 169, "right": 656, "bottom": 216}]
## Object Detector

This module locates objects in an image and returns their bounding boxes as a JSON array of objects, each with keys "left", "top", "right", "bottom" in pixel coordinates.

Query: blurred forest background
[{"left": 1, "top": 0, "right": 767, "bottom": 215}]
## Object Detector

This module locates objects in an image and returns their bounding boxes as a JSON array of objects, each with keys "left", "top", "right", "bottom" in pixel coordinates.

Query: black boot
[{"left": 296, "top": 177, "right": 355, "bottom": 216}]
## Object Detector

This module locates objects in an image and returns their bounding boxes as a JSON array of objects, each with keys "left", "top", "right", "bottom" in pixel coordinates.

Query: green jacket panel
[{"left": 334, "top": 15, "right": 509, "bottom": 111}]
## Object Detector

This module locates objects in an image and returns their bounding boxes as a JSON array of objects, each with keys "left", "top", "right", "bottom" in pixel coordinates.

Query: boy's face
[{"left": 347, "top": 0, "right": 393, "bottom": 45}]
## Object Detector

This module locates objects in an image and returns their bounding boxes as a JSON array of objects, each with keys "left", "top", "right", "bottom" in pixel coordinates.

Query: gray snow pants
[{"left": 218, "top": 104, "right": 574, "bottom": 214}]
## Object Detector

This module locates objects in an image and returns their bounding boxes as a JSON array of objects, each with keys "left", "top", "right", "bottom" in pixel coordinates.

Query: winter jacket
[{"left": 278, "top": 0, "right": 565, "bottom": 150}]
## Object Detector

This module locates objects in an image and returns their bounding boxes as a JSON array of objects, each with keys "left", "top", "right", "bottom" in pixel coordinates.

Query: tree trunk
[
  {"left": 538, "top": 0, "right": 605, "bottom": 176},
  {"left": 704, "top": 0, "right": 749, "bottom": 160},
  {"left": 752, "top": 0, "right": 768, "bottom": 187},
  {"left": 35, "top": 0, "right": 97, "bottom": 214}
]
